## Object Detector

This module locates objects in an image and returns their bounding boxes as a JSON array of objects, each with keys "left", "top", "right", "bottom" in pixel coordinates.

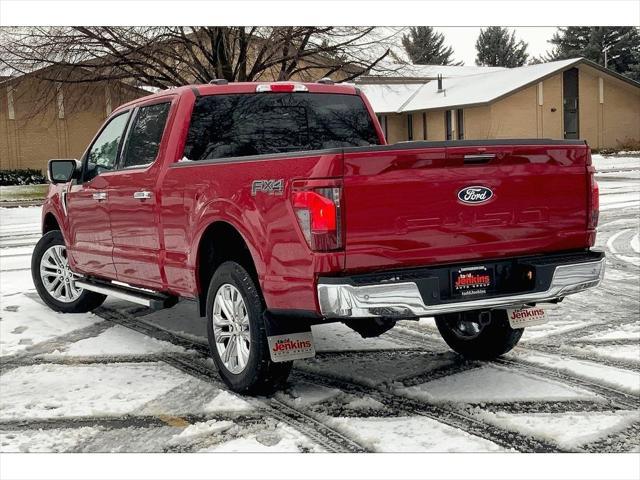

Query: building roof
[
  {"left": 360, "top": 63, "right": 505, "bottom": 82},
  {"left": 358, "top": 58, "right": 640, "bottom": 113}
]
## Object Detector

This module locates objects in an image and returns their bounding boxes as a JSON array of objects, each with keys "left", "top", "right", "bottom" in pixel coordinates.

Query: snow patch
[
  {"left": 287, "top": 382, "right": 342, "bottom": 406},
  {"left": 170, "top": 420, "right": 234, "bottom": 444},
  {"left": 0, "top": 427, "right": 101, "bottom": 452},
  {"left": 52, "top": 325, "right": 185, "bottom": 357},
  {"left": 572, "top": 344, "right": 640, "bottom": 363},
  {"left": 329, "top": 416, "right": 507, "bottom": 452},
  {"left": 511, "top": 352, "right": 640, "bottom": 394},
  {"left": 0, "top": 295, "right": 100, "bottom": 356},
  {"left": 474, "top": 410, "right": 639, "bottom": 450},
  {"left": 203, "top": 390, "right": 254, "bottom": 412},
  {"left": 201, "top": 423, "right": 320, "bottom": 452},
  {"left": 399, "top": 364, "right": 596, "bottom": 403},
  {"left": 0, "top": 363, "right": 189, "bottom": 420},
  {"left": 344, "top": 396, "right": 385, "bottom": 410}
]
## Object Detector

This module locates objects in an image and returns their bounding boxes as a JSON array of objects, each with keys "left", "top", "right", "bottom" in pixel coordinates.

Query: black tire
[
  {"left": 31, "top": 230, "right": 106, "bottom": 313},
  {"left": 206, "top": 261, "right": 292, "bottom": 395},
  {"left": 435, "top": 309, "right": 523, "bottom": 360}
]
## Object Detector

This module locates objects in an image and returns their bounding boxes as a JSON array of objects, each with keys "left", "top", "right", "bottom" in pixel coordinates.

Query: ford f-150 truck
[{"left": 33, "top": 80, "right": 605, "bottom": 394}]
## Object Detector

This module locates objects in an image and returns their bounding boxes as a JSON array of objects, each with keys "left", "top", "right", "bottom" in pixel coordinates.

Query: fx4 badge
[
  {"left": 251, "top": 179, "right": 284, "bottom": 196},
  {"left": 458, "top": 186, "right": 493, "bottom": 205}
]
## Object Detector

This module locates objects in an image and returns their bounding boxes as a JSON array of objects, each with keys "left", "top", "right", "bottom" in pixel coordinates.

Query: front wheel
[
  {"left": 31, "top": 230, "right": 106, "bottom": 313},
  {"left": 435, "top": 309, "right": 523, "bottom": 360},
  {"left": 206, "top": 261, "right": 292, "bottom": 395}
]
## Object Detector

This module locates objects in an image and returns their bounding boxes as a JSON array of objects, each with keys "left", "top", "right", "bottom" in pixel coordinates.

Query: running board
[{"left": 75, "top": 279, "right": 178, "bottom": 310}]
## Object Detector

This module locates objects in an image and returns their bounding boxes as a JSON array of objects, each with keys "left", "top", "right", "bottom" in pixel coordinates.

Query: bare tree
[{"left": 0, "top": 27, "right": 404, "bottom": 89}]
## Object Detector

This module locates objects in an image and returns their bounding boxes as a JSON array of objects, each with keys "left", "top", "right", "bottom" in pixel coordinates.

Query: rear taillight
[
  {"left": 589, "top": 172, "right": 600, "bottom": 230},
  {"left": 292, "top": 184, "right": 342, "bottom": 251}
]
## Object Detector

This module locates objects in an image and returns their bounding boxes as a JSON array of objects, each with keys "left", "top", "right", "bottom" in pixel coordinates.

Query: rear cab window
[{"left": 182, "top": 93, "right": 380, "bottom": 161}]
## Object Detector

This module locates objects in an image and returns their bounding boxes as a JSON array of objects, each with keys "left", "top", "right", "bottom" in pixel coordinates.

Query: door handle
[
  {"left": 464, "top": 154, "right": 496, "bottom": 164},
  {"left": 92, "top": 192, "right": 107, "bottom": 201},
  {"left": 133, "top": 191, "right": 152, "bottom": 200}
]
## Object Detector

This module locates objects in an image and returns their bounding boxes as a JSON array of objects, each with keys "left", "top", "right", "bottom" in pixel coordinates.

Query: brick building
[{"left": 358, "top": 58, "right": 640, "bottom": 150}]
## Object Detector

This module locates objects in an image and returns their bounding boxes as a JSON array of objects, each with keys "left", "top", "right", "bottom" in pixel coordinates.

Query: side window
[
  {"left": 84, "top": 112, "right": 130, "bottom": 182},
  {"left": 445, "top": 110, "right": 452, "bottom": 141},
  {"left": 121, "top": 102, "right": 171, "bottom": 169},
  {"left": 457, "top": 109, "right": 464, "bottom": 140}
]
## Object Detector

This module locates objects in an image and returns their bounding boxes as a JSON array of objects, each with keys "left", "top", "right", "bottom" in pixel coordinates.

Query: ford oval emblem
[{"left": 458, "top": 186, "right": 493, "bottom": 204}]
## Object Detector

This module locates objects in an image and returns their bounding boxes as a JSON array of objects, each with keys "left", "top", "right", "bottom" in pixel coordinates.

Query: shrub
[
  {"left": 0, "top": 169, "right": 47, "bottom": 186},
  {"left": 592, "top": 138, "right": 640, "bottom": 156},
  {"left": 616, "top": 137, "right": 640, "bottom": 153}
]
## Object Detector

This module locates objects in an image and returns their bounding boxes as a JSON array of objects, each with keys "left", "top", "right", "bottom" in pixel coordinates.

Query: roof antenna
[{"left": 437, "top": 74, "right": 444, "bottom": 92}]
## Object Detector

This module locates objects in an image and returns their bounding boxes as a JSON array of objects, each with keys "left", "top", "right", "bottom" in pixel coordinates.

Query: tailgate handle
[{"left": 464, "top": 154, "right": 495, "bottom": 164}]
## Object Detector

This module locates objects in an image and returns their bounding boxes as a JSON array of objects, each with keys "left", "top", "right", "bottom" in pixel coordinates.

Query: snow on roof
[
  {"left": 359, "top": 82, "right": 429, "bottom": 114},
  {"left": 359, "top": 58, "right": 582, "bottom": 113},
  {"left": 381, "top": 63, "right": 506, "bottom": 79}
]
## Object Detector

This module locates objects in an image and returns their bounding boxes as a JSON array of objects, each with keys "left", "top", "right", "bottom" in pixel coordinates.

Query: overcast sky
[{"left": 429, "top": 27, "right": 559, "bottom": 65}]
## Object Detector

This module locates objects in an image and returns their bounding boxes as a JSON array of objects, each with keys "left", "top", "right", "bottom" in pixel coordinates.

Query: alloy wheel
[
  {"left": 39, "top": 245, "right": 82, "bottom": 303},
  {"left": 212, "top": 283, "right": 251, "bottom": 374}
]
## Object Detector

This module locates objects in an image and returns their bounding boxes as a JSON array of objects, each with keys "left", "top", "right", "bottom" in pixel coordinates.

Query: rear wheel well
[
  {"left": 196, "top": 222, "right": 260, "bottom": 316},
  {"left": 43, "top": 213, "right": 60, "bottom": 234}
]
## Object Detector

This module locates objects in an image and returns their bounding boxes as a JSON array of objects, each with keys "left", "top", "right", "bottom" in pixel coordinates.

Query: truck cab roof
[{"left": 115, "top": 81, "right": 360, "bottom": 113}]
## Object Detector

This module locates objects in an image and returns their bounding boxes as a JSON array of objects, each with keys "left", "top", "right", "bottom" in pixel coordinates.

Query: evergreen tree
[
  {"left": 545, "top": 27, "right": 640, "bottom": 81},
  {"left": 475, "top": 27, "right": 529, "bottom": 67},
  {"left": 402, "top": 27, "right": 462, "bottom": 65}
]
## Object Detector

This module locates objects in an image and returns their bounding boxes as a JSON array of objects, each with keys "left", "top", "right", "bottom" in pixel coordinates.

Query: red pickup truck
[{"left": 33, "top": 80, "right": 604, "bottom": 394}]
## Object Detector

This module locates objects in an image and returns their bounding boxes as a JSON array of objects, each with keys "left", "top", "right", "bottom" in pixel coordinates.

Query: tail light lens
[
  {"left": 292, "top": 185, "right": 342, "bottom": 251},
  {"left": 588, "top": 171, "right": 600, "bottom": 230}
]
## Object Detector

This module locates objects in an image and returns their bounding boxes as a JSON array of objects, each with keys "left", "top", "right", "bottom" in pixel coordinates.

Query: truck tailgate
[{"left": 342, "top": 142, "right": 591, "bottom": 272}]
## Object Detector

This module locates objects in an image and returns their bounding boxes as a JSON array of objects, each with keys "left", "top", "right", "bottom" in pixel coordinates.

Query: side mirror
[{"left": 48, "top": 159, "right": 81, "bottom": 184}]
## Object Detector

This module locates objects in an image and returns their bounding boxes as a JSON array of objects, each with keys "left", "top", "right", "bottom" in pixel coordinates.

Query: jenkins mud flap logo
[
  {"left": 272, "top": 338, "right": 312, "bottom": 353},
  {"left": 267, "top": 331, "right": 315, "bottom": 362}
]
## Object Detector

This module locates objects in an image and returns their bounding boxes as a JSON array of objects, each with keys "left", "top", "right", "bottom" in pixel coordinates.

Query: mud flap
[{"left": 264, "top": 313, "right": 316, "bottom": 362}]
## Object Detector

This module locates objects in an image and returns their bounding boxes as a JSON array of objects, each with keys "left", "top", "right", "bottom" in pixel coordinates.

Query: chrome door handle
[
  {"left": 464, "top": 154, "right": 496, "bottom": 164},
  {"left": 133, "top": 191, "right": 152, "bottom": 200},
  {"left": 92, "top": 192, "right": 107, "bottom": 201}
]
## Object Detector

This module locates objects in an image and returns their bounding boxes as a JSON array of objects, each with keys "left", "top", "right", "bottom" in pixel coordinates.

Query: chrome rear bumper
[{"left": 317, "top": 258, "right": 605, "bottom": 319}]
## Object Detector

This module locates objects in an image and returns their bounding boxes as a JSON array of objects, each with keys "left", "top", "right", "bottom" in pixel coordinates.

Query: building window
[
  {"left": 407, "top": 114, "right": 413, "bottom": 141},
  {"left": 105, "top": 85, "right": 113, "bottom": 116},
  {"left": 422, "top": 112, "right": 427, "bottom": 140},
  {"left": 7, "top": 85, "right": 15, "bottom": 120},
  {"left": 445, "top": 110, "right": 452, "bottom": 140},
  {"left": 56, "top": 83, "right": 64, "bottom": 119},
  {"left": 377, "top": 114, "right": 388, "bottom": 141},
  {"left": 457, "top": 109, "right": 464, "bottom": 140}
]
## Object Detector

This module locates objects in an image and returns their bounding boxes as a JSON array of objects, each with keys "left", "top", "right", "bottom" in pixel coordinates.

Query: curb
[{"left": 0, "top": 200, "right": 44, "bottom": 208}]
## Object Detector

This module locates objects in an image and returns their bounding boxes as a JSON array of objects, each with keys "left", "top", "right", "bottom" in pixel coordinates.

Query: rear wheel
[
  {"left": 31, "top": 230, "right": 106, "bottom": 313},
  {"left": 206, "top": 261, "right": 292, "bottom": 395},
  {"left": 435, "top": 309, "right": 523, "bottom": 360}
]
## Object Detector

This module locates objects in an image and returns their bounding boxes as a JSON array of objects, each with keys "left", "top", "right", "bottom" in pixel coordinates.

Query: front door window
[{"left": 84, "top": 112, "right": 130, "bottom": 182}]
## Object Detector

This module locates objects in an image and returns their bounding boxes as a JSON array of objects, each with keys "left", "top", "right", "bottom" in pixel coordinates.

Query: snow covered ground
[{"left": 0, "top": 160, "right": 638, "bottom": 453}]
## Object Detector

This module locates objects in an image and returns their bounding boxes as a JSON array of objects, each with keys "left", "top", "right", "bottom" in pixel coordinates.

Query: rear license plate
[
  {"left": 451, "top": 265, "right": 493, "bottom": 297},
  {"left": 507, "top": 307, "right": 548, "bottom": 328}
]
